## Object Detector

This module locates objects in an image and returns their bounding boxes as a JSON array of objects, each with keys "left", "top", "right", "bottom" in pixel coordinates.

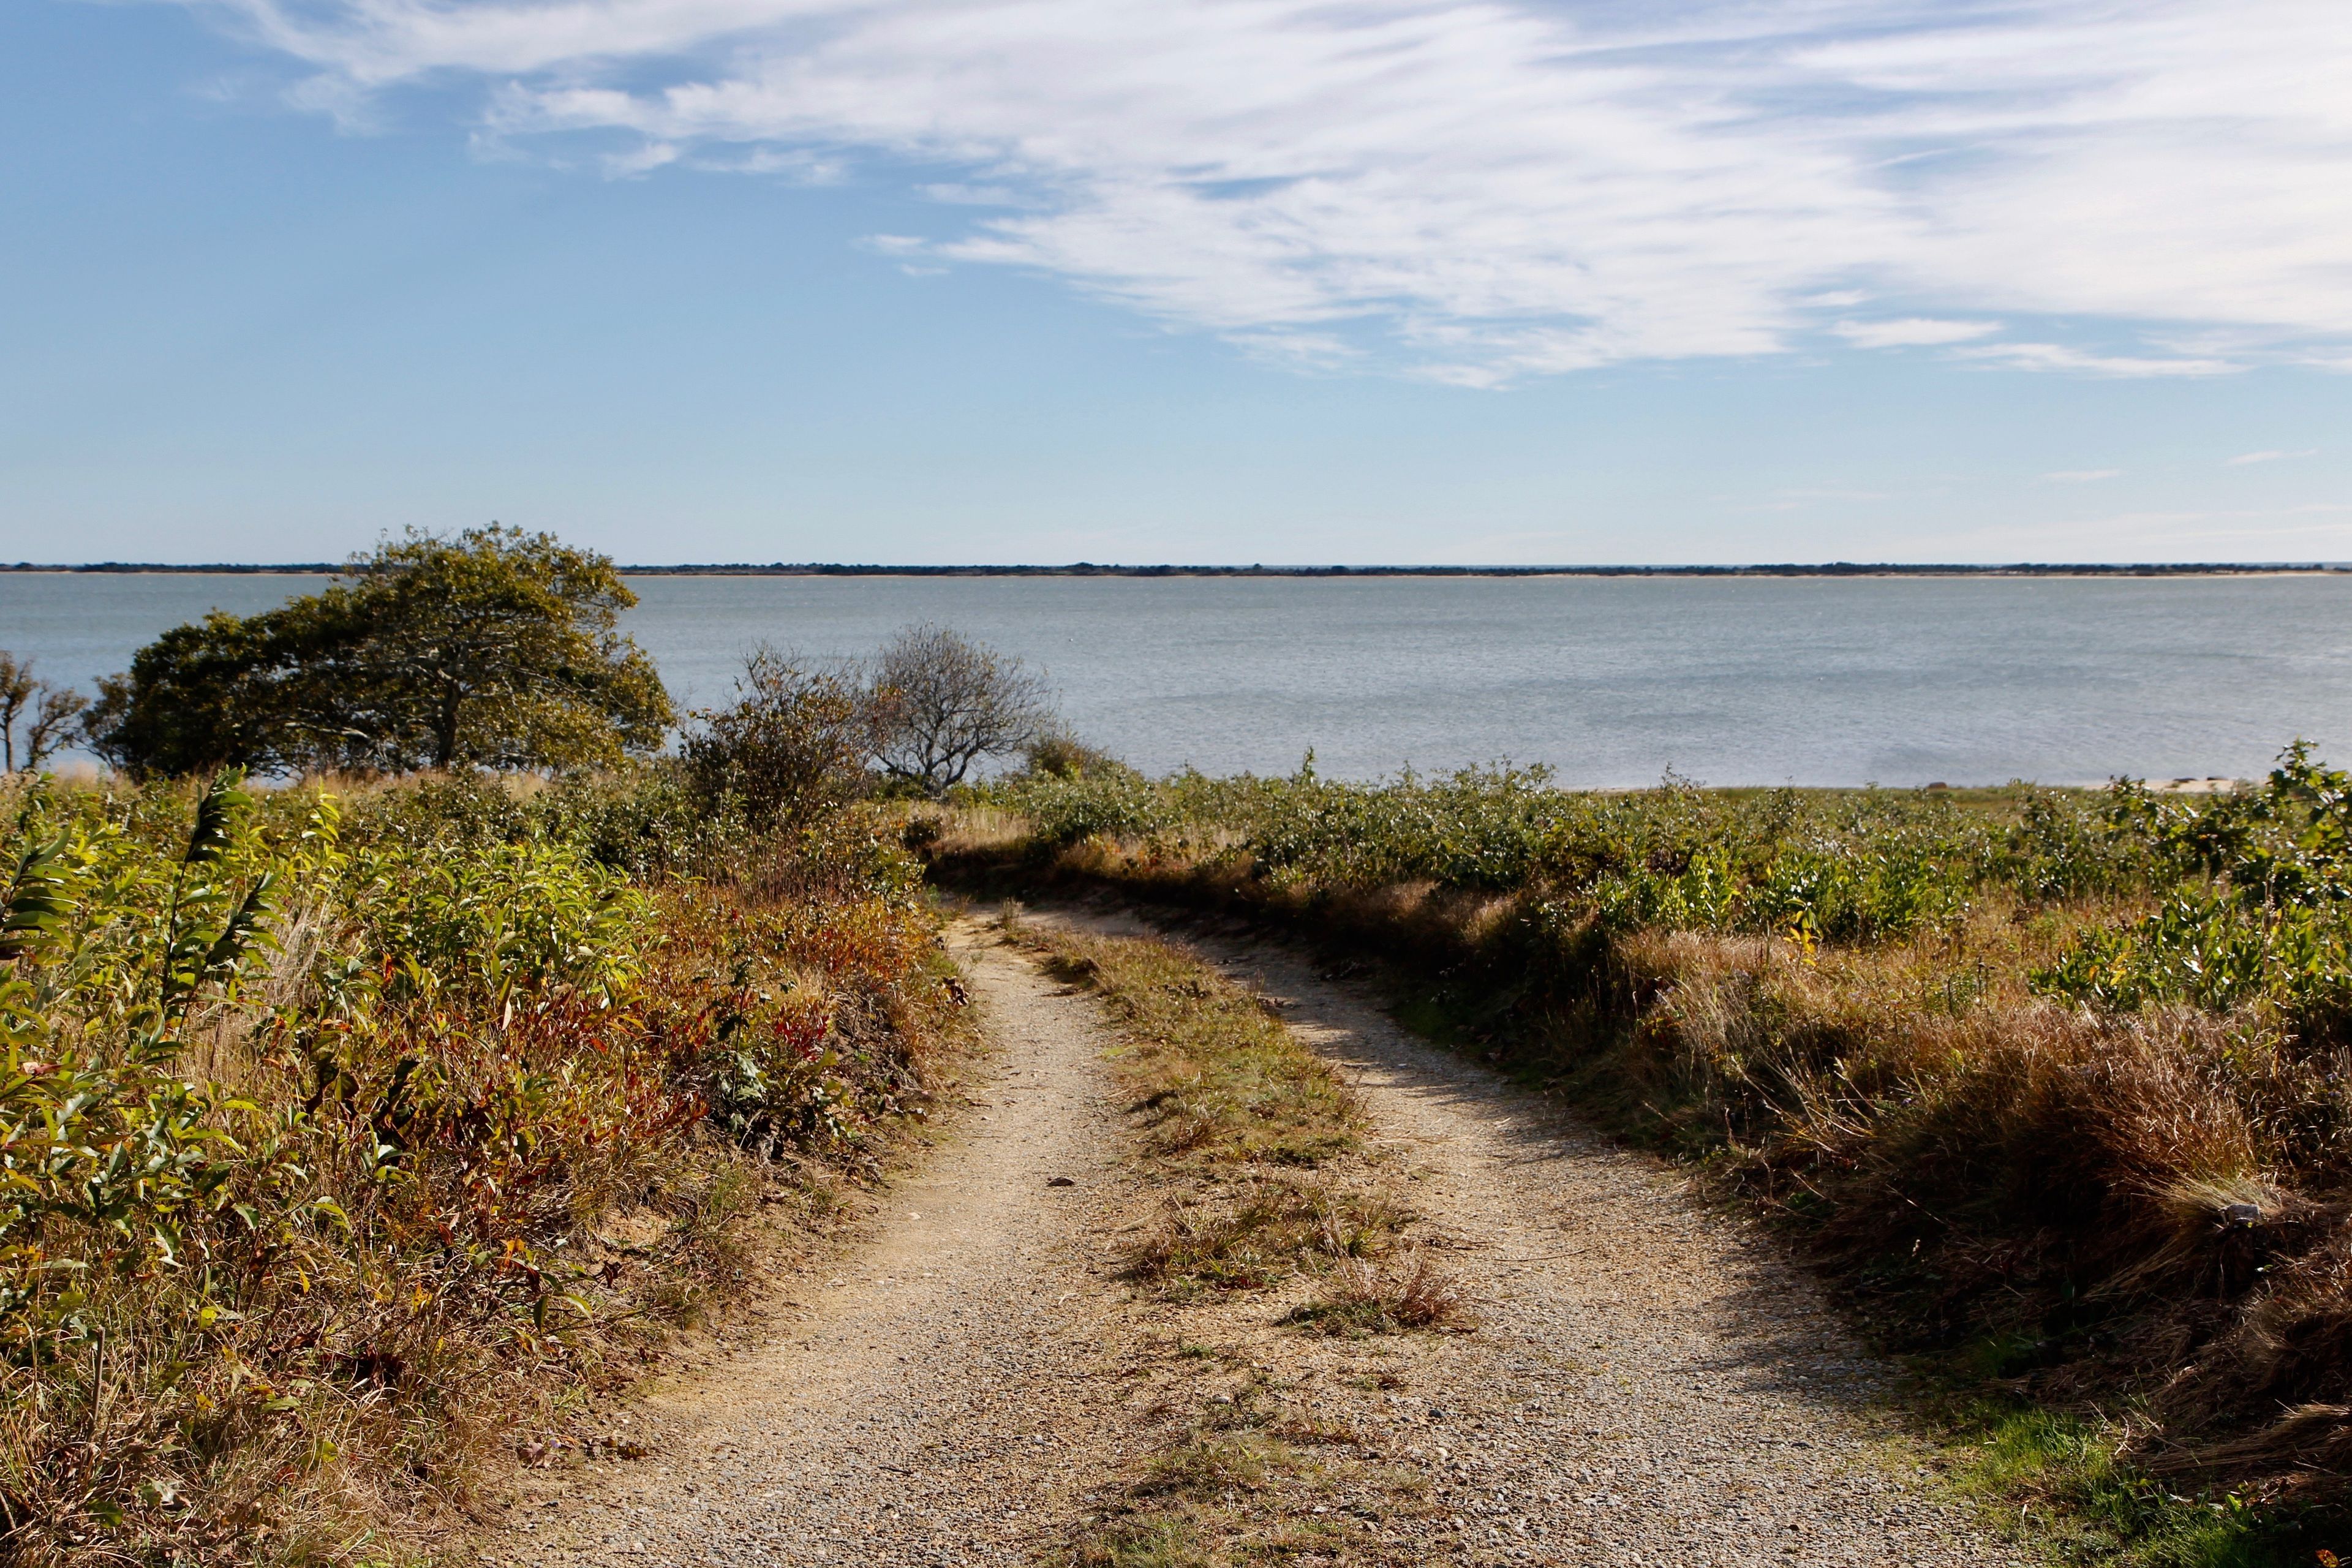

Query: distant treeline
[{"left": 6, "top": 560, "right": 2350, "bottom": 578}]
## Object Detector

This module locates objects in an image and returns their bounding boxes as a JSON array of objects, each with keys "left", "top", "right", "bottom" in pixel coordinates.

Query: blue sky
[{"left": 3, "top": 0, "right": 2350, "bottom": 565}]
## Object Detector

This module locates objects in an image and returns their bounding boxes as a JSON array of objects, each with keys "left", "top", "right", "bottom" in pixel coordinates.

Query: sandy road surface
[
  {"left": 1077, "top": 910, "right": 2022, "bottom": 1567},
  {"left": 499, "top": 924, "right": 1152, "bottom": 1567},
  {"left": 492, "top": 910, "right": 2016, "bottom": 1567}
]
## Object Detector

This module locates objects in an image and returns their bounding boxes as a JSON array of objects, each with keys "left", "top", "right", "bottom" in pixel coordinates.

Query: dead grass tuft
[
  {"left": 1028, "top": 929, "right": 1362, "bottom": 1170},
  {"left": 1027, "top": 915, "right": 1463, "bottom": 1565},
  {"left": 1285, "top": 1246, "right": 1471, "bottom": 1336},
  {"left": 1140, "top": 1434, "right": 1276, "bottom": 1498},
  {"left": 1020, "top": 922, "right": 1466, "bottom": 1316}
]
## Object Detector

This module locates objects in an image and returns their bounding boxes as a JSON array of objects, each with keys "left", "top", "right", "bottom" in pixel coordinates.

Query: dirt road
[
  {"left": 492, "top": 911, "right": 2016, "bottom": 1567},
  {"left": 499, "top": 922, "right": 1150, "bottom": 1567}
]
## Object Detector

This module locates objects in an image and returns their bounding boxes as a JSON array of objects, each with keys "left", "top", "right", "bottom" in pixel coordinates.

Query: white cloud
[
  {"left": 2043, "top": 469, "right": 2123, "bottom": 483},
  {"left": 2226, "top": 448, "right": 2318, "bottom": 465},
  {"left": 703, "top": 146, "right": 842, "bottom": 181},
  {"left": 1831, "top": 318, "right": 1998, "bottom": 349},
  {"left": 1956, "top": 342, "right": 2240, "bottom": 378},
  {"left": 178, "top": 0, "right": 2352, "bottom": 383},
  {"left": 600, "top": 140, "right": 679, "bottom": 177},
  {"left": 921, "top": 184, "right": 1030, "bottom": 207}
]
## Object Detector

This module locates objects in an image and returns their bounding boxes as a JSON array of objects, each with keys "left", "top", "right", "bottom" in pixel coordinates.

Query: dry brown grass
[
  {"left": 1017, "top": 922, "right": 1461, "bottom": 1327},
  {"left": 1284, "top": 1246, "right": 1469, "bottom": 1336},
  {"left": 1024, "top": 924, "right": 1361, "bottom": 1169},
  {"left": 1060, "top": 1360, "right": 1437, "bottom": 1568},
  {"left": 1020, "top": 919, "right": 1460, "bottom": 1566},
  {"left": 0, "top": 775, "right": 968, "bottom": 1566}
]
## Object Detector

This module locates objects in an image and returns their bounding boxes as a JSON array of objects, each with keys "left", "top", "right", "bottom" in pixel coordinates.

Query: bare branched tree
[
  {"left": 867, "top": 625, "right": 1054, "bottom": 796},
  {"left": 0, "top": 653, "right": 90, "bottom": 774}
]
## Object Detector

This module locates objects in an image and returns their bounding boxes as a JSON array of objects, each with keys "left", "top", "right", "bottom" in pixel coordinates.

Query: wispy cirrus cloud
[
  {"left": 173, "top": 0, "right": 2352, "bottom": 385},
  {"left": 2226, "top": 448, "right": 2319, "bottom": 465},
  {"left": 1954, "top": 342, "right": 2241, "bottom": 378},
  {"left": 1830, "top": 318, "right": 1999, "bottom": 349}
]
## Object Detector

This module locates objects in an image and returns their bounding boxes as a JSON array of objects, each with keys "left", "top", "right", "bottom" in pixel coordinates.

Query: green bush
[{"left": 986, "top": 763, "right": 2085, "bottom": 948}]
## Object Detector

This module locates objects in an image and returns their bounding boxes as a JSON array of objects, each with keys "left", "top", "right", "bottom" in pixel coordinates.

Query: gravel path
[
  {"left": 1023, "top": 907, "right": 2024, "bottom": 1568},
  {"left": 496, "top": 924, "right": 1156, "bottom": 1567},
  {"left": 491, "top": 910, "right": 2021, "bottom": 1568}
]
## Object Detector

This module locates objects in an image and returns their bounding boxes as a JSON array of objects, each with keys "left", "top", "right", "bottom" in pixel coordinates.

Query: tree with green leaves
[{"left": 86, "top": 526, "right": 673, "bottom": 778}]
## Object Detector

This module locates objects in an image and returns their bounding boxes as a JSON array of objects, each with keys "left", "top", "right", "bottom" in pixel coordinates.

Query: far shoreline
[{"left": 5, "top": 561, "right": 2350, "bottom": 579}]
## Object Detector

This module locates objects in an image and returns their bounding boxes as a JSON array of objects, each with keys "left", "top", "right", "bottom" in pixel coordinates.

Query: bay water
[{"left": 1, "top": 571, "right": 2343, "bottom": 787}]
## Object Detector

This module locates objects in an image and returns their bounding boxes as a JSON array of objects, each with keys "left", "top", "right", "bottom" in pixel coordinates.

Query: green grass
[{"left": 1939, "top": 1400, "right": 2340, "bottom": 1567}]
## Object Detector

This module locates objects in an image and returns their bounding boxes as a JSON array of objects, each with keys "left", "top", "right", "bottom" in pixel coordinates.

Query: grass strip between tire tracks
[{"left": 1006, "top": 911, "right": 1464, "bottom": 1566}]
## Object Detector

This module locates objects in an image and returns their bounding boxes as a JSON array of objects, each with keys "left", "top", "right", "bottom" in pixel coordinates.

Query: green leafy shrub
[
  {"left": 1012, "top": 769, "right": 1180, "bottom": 849},
  {"left": 2039, "top": 745, "right": 2352, "bottom": 1035}
]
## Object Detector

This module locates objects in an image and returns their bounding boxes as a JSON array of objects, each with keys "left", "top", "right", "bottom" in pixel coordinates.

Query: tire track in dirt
[
  {"left": 495, "top": 922, "right": 1150, "bottom": 1568},
  {"left": 493, "top": 906, "right": 2020, "bottom": 1568},
  {"left": 1025, "top": 902, "right": 2022, "bottom": 1567}
]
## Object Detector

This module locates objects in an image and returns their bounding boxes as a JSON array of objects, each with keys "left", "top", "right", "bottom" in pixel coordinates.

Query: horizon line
[{"left": 6, "top": 560, "right": 2351, "bottom": 579}]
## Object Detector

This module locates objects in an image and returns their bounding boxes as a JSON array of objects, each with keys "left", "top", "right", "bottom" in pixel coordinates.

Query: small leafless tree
[
  {"left": 0, "top": 653, "right": 90, "bottom": 774},
  {"left": 682, "top": 647, "right": 886, "bottom": 829},
  {"left": 867, "top": 625, "right": 1054, "bottom": 796}
]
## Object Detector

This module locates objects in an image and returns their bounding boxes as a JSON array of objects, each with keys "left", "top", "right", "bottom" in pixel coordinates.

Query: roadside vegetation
[
  {"left": 0, "top": 766, "right": 959, "bottom": 1564},
  {"left": 935, "top": 745, "right": 2352, "bottom": 1561}
]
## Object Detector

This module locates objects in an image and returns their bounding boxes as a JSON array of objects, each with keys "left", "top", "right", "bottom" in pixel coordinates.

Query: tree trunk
[{"left": 434, "top": 682, "right": 462, "bottom": 770}]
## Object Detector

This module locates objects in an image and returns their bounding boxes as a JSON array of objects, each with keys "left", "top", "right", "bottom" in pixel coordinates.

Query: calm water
[{"left": 1, "top": 572, "right": 2344, "bottom": 787}]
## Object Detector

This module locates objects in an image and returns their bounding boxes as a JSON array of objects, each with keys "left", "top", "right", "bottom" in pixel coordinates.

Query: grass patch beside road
[
  {"left": 1929, "top": 1393, "right": 2340, "bottom": 1568},
  {"left": 1033, "top": 923, "right": 1362, "bottom": 1172},
  {"left": 1063, "top": 1352, "right": 1438, "bottom": 1568}
]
